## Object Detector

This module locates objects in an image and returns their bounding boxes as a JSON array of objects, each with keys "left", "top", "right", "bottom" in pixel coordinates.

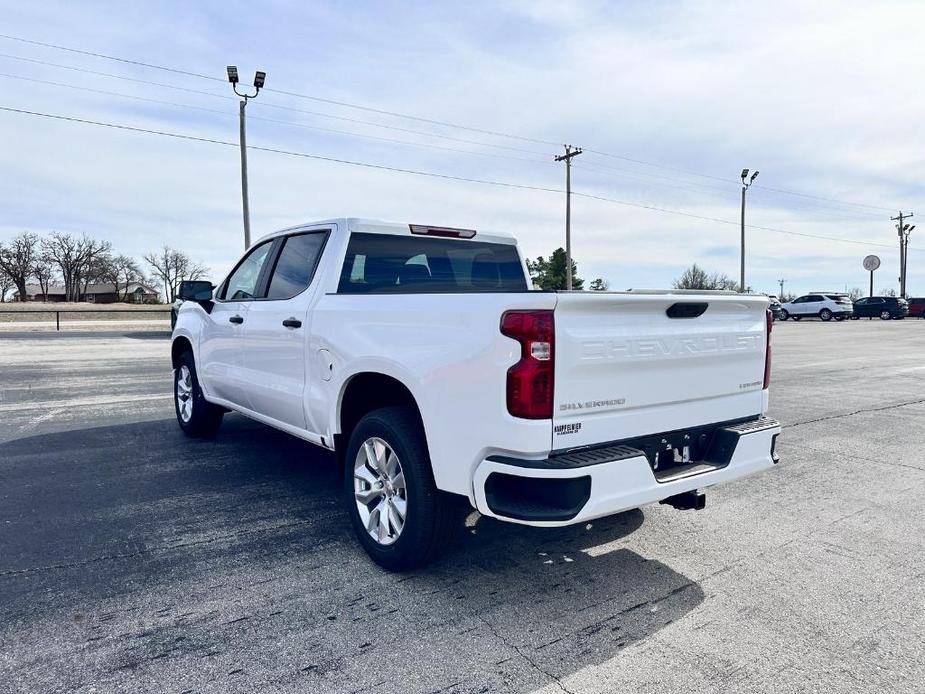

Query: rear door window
[
  {"left": 267, "top": 232, "right": 328, "bottom": 299},
  {"left": 338, "top": 233, "right": 527, "bottom": 294}
]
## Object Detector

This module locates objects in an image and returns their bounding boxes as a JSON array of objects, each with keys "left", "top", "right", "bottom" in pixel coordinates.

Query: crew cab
[{"left": 171, "top": 218, "right": 780, "bottom": 570}]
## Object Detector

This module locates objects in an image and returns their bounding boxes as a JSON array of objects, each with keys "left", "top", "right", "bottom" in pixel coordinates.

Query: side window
[
  {"left": 855, "top": 298, "right": 867, "bottom": 306},
  {"left": 267, "top": 232, "right": 328, "bottom": 299},
  {"left": 222, "top": 241, "right": 273, "bottom": 300},
  {"left": 807, "top": 295, "right": 823, "bottom": 302},
  {"left": 792, "top": 296, "right": 806, "bottom": 304}
]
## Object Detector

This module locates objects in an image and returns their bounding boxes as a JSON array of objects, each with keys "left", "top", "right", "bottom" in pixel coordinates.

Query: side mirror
[{"left": 178, "top": 280, "right": 213, "bottom": 301}]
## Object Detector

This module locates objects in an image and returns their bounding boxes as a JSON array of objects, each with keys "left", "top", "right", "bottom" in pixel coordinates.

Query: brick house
[{"left": 15, "top": 282, "right": 160, "bottom": 303}]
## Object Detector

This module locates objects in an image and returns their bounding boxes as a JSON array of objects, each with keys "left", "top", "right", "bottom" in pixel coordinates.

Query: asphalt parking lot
[{"left": 1, "top": 321, "right": 924, "bottom": 694}]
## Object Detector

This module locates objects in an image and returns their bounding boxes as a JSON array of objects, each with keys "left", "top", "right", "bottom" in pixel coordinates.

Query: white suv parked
[{"left": 780, "top": 294, "right": 853, "bottom": 321}]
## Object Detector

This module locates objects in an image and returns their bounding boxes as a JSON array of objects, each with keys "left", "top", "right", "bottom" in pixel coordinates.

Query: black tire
[
  {"left": 779, "top": 309, "right": 789, "bottom": 321},
  {"left": 880, "top": 310, "right": 891, "bottom": 320},
  {"left": 344, "top": 406, "right": 462, "bottom": 571},
  {"left": 819, "top": 308, "right": 833, "bottom": 321},
  {"left": 174, "top": 351, "right": 224, "bottom": 438},
  {"left": 834, "top": 315, "right": 845, "bottom": 321}
]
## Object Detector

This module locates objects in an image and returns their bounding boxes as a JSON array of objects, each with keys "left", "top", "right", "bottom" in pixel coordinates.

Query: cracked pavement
[{"left": 1, "top": 321, "right": 924, "bottom": 693}]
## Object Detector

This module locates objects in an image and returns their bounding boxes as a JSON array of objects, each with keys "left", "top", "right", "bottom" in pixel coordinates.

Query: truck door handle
[
  {"left": 282, "top": 318, "right": 302, "bottom": 329},
  {"left": 229, "top": 315, "right": 244, "bottom": 324}
]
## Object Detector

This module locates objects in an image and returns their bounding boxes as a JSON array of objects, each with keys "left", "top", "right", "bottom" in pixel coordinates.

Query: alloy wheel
[
  {"left": 176, "top": 365, "right": 194, "bottom": 422},
  {"left": 353, "top": 437, "right": 407, "bottom": 546}
]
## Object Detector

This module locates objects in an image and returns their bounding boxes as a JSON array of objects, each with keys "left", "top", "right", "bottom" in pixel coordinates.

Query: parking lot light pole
[
  {"left": 227, "top": 66, "right": 266, "bottom": 249},
  {"left": 740, "top": 169, "right": 759, "bottom": 293}
]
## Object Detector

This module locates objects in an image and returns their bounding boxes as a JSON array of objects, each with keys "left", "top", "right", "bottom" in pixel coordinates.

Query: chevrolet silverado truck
[{"left": 171, "top": 218, "right": 780, "bottom": 570}]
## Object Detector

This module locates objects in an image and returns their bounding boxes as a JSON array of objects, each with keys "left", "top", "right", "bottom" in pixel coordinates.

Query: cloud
[{"left": 0, "top": 0, "right": 921, "bottom": 295}]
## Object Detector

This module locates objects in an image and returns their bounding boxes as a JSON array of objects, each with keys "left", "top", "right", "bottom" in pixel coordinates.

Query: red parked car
[{"left": 907, "top": 297, "right": 925, "bottom": 318}]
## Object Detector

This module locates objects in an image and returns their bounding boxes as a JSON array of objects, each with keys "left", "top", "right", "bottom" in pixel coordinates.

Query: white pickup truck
[{"left": 172, "top": 218, "right": 780, "bottom": 570}]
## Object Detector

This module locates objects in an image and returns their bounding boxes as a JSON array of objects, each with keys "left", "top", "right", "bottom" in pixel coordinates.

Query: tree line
[{"left": 0, "top": 231, "right": 208, "bottom": 303}]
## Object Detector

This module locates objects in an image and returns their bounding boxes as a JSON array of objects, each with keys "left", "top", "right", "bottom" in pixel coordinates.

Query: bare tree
[
  {"left": 0, "top": 232, "right": 40, "bottom": 302},
  {"left": 672, "top": 263, "right": 738, "bottom": 291},
  {"left": 80, "top": 252, "right": 117, "bottom": 296},
  {"left": 108, "top": 255, "right": 144, "bottom": 301},
  {"left": 32, "top": 257, "right": 56, "bottom": 300},
  {"left": 143, "top": 246, "right": 209, "bottom": 302},
  {"left": 42, "top": 233, "right": 112, "bottom": 301},
  {"left": 0, "top": 275, "right": 13, "bottom": 302}
]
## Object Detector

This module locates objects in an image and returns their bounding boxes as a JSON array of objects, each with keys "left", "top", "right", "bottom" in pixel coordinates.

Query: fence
[{"left": 0, "top": 308, "right": 172, "bottom": 331}]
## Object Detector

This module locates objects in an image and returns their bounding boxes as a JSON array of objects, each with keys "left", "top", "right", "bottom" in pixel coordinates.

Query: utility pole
[
  {"left": 778, "top": 278, "right": 786, "bottom": 298},
  {"left": 891, "top": 211, "right": 915, "bottom": 298},
  {"left": 227, "top": 66, "right": 266, "bottom": 249},
  {"left": 555, "top": 145, "right": 582, "bottom": 290},
  {"left": 740, "top": 169, "right": 759, "bottom": 293}
]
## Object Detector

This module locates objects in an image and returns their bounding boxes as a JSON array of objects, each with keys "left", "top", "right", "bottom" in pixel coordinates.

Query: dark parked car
[
  {"left": 851, "top": 296, "right": 909, "bottom": 320},
  {"left": 907, "top": 297, "right": 925, "bottom": 318}
]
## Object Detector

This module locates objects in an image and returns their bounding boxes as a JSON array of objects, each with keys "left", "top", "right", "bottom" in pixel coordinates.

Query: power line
[
  {"left": 0, "top": 72, "right": 551, "bottom": 166},
  {"left": 577, "top": 158, "right": 885, "bottom": 220},
  {"left": 0, "top": 64, "right": 888, "bottom": 223},
  {"left": 0, "top": 32, "right": 560, "bottom": 147},
  {"left": 0, "top": 104, "right": 909, "bottom": 254},
  {"left": 570, "top": 190, "right": 902, "bottom": 249},
  {"left": 0, "top": 52, "right": 551, "bottom": 157},
  {"left": 0, "top": 32, "right": 223, "bottom": 83},
  {"left": 0, "top": 105, "right": 564, "bottom": 193},
  {"left": 0, "top": 32, "right": 902, "bottom": 214}
]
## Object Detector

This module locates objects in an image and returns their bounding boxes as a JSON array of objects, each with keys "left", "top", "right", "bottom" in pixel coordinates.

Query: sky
[{"left": 1, "top": 0, "right": 923, "bottom": 297}]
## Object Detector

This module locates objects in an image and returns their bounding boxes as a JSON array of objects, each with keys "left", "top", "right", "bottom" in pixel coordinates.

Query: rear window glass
[{"left": 337, "top": 233, "right": 528, "bottom": 294}]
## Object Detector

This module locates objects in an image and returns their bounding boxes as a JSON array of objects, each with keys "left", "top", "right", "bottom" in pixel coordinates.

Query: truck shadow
[{"left": 1, "top": 415, "right": 705, "bottom": 693}]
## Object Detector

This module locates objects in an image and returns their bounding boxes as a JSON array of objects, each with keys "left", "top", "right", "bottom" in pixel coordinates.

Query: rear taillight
[
  {"left": 763, "top": 308, "right": 773, "bottom": 389},
  {"left": 501, "top": 310, "right": 554, "bottom": 419}
]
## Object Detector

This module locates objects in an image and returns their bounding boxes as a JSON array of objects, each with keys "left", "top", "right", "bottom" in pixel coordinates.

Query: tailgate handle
[{"left": 666, "top": 302, "right": 708, "bottom": 319}]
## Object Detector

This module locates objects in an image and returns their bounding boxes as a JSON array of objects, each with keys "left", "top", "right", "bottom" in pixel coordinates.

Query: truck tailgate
[{"left": 552, "top": 292, "right": 769, "bottom": 450}]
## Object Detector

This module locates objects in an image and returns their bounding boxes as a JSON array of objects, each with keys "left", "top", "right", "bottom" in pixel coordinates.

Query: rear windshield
[{"left": 337, "top": 233, "right": 528, "bottom": 294}]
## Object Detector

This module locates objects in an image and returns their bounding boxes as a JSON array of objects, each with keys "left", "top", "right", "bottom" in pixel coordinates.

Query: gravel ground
[{"left": 0, "top": 321, "right": 923, "bottom": 693}]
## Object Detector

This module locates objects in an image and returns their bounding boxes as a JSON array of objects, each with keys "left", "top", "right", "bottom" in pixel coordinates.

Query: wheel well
[
  {"left": 338, "top": 373, "right": 422, "bottom": 443},
  {"left": 171, "top": 336, "right": 193, "bottom": 369}
]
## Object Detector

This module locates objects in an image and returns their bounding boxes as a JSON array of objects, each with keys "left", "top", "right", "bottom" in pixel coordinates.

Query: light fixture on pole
[
  {"left": 739, "top": 168, "right": 759, "bottom": 293},
  {"left": 227, "top": 65, "right": 266, "bottom": 249}
]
